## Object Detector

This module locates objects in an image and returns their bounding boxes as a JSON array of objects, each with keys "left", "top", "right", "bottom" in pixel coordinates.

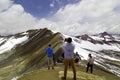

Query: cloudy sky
[{"left": 0, "top": 0, "right": 120, "bottom": 36}]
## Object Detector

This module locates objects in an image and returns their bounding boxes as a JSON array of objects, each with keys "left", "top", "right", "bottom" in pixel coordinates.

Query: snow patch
[
  {"left": 0, "top": 36, "right": 28, "bottom": 54},
  {"left": 79, "top": 40, "right": 120, "bottom": 51},
  {"left": 11, "top": 77, "right": 18, "bottom": 80}
]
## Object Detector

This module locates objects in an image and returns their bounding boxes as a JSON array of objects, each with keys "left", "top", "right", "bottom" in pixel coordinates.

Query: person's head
[
  {"left": 88, "top": 54, "right": 92, "bottom": 58},
  {"left": 76, "top": 52, "right": 78, "bottom": 55},
  {"left": 48, "top": 44, "right": 51, "bottom": 47},
  {"left": 67, "top": 37, "right": 72, "bottom": 43}
]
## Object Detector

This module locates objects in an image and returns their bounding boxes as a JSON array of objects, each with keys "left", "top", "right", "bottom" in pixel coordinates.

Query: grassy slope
[{"left": 18, "top": 63, "right": 120, "bottom": 80}]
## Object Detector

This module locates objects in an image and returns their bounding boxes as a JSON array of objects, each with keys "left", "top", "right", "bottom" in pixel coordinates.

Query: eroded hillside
[{"left": 0, "top": 28, "right": 63, "bottom": 80}]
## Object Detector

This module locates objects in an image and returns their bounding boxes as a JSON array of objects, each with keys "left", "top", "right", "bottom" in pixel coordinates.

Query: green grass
[
  {"left": 59, "top": 71, "right": 103, "bottom": 80},
  {"left": 17, "top": 63, "right": 120, "bottom": 80},
  {"left": 18, "top": 66, "right": 103, "bottom": 80}
]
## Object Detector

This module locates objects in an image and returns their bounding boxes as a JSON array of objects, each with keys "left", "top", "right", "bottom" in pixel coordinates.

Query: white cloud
[
  {"left": 50, "top": 3, "right": 54, "bottom": 8},
  {"left": 0, "top": 0, "right": 120, "bottom": 36},
  {"left": 0, "top": 0, "right": 12, "bottom": 12},
  {"left": 35, "top": 0, "right": 120, "bottom": 35},
  {"left": 0, "top": 1, "right": 37, "bottom": 35}
]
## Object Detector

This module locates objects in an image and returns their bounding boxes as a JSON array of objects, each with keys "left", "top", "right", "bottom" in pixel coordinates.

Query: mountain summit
[
  {"left": 0, "top": 28, "right": 120, "bottom": 80},
  {"left": 0, "top": 28, "right": 63, "bottom": 80}
]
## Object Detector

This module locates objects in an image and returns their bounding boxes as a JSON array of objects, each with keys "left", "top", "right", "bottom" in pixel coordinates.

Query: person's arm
[
  {"left": 79, "top": 55, "right": 81, "bottom": 60},
  {"left": 46, "top": 48, "right": 47, "bottom": 53},
  {"left": 88, "top": 58, "right": 90, "bottom": 63}
]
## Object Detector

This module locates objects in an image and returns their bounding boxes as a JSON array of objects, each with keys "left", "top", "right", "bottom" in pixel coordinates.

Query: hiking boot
[
  {"left": 48, "top": 67, "right": 50, "bottom": 70},
  {"left": 61, "top": 77, "right": 66, "bottom": 80},
  {"left": 73, "top": 77, "right": 76, "bottom": 80},
  {"left": 52, "top": 67, "right": 54, "bottom": 70}
]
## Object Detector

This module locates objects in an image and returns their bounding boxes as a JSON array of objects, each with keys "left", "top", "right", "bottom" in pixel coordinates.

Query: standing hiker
[
  {"left": 86, "top": 54, "right": 94, "bottom": 73},
  {"left": 74, "top": 52, "right": 81, "bottom": 64},
  {"left": 62, "top": 37, "right": 76, "bottom": 80},
  {"left": 46, "top": 44, "right": 54, "bottom": 70}
]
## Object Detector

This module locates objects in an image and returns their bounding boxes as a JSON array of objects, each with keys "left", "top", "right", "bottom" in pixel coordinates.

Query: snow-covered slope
[
  {"left": 73, "top": 39, "right": 120, "bottom": 59},
  {"left": 0, "top": 35, "right": 28, "bottom": 54},
  {"left": 62, "top": 33, "right": 120, "bottom": 77},
  {"left": 74, "top": 35, "right": 120, "bottom": 77}
]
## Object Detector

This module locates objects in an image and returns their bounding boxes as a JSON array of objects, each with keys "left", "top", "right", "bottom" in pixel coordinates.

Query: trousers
[
  {"left": 47, "top": 57, "right": 54, "bottom": 68},
  {"left": 64, "top": 59, "right": 76, "bottom": 79},
  {"left": 86, "top": 63, "right": 93, "bottom": 73}
]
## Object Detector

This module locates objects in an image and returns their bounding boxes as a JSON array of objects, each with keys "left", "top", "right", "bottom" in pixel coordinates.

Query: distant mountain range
[
  {"left": 0, "top": 28, "right": 120, "bottom": 80},
  {"left": 71, "top": 32, "right": 120, "bottom": 77}
]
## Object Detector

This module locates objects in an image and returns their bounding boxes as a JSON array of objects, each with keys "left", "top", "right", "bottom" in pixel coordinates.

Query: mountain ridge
[
  {"left": 0, "top": 28, "right": 63, "bottom": 80},
  {"left": 0, "top": 28, "right": 120, "bottom": 80}
]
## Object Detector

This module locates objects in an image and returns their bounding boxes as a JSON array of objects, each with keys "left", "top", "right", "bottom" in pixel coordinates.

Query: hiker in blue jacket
[{"left": 46, "top": 44, "right": 54, "bottom": 70}]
